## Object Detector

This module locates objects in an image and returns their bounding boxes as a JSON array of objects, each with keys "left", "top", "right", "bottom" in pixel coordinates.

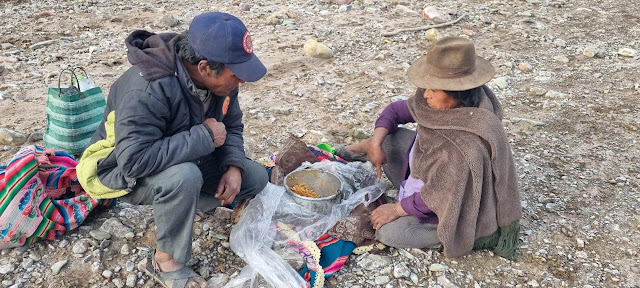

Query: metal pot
[{"left": 284, "top": 169, "right": 343, "bottom": 214}]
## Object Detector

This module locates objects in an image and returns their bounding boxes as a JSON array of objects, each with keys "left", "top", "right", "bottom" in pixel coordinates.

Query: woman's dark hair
[
  {"left": 415, "top": 86, "right": 483, "bottom": 108},
  {"left": 445, "top": 86, "right": 482, "bottom": 108},
  {"left": 177, "top": 32, "right": 225, "bottom": 75}
]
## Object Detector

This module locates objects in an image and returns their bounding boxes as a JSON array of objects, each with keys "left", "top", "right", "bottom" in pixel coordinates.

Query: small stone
[
  {"left": 0, "top": 128, "right": 28, "bottom": 146},
  {"left": 438, "top": 275, "right": 458, "bottom": 288},
  {"left": 618, "top": 48, "right": 637, "bottom": 57},
  {"left": 91, "top": 262, "right": 102, "bottom": 273},
  {"left": 461, "top": 29, "right": 474, "bottom": 36},
  {"left": 421, "top": 6, "right": 447, "bottom": 23},
  {"left": 375, "top": 275, "right": 391, "bottom": 285},
  {"left": 337, "top": 5, "right": 352, "bottom": 13},
  {"left": 393, "top": 263, "right": 411, "bottom": 279},
  {"left": 553, "top": 55, "right": 569, "bottom": 63},
  {"left": 207, "top": 273, "right": 230, "bottom": 288},
  {"left": 158, "top": 15, "right": 180, "bottom": 28},
  {"left": 553, "top": 38, "right": 566, "bottom": 48},
  {"left": 120, "top": 244, "right": 131, "bottom": 255},
  {"left": 527, "top": 279, "right": 540, "bottom": 287},
  {"left": 545, "top": 203, "right": 559, "bottom": 212},
  {"left": 30, "top": 40, "right": 57, "bottom": 50},
  {"left": 28, "top": 254, "right": 41, "bottom": 261},
  {"left": 27, "top": 132, "right": 43, "bottom": 142},
  {"left": 100, "top": 239, "right": 111, "bottom": 249},
  {"left": 51, "top": 260, "right": 68, "bottom": 275},
  {"left": 303, "top": 39, "right": 333, "bottom": 59},
  {"left": 583, "top": 47, "right": 596, "bottom": 58},
  {"left": 480, "top": 15, "right": 492, "bottom": 24},
  {"left": 575, "top": 251, "right": 588, "bottom": 259},
  {"left": 425, "top": 28, "right": 440, "bottom": 42},
  {"left": 518, "top": 62, "right": 533, "bottom": 73},
  {"left": 0, "top": 263, "right": 15, "bottom": 274},
  {"left": 124, "top": 232, "right": 135, "bottom": 239},
  {"left": 239, "top": 3, "right": 252, "bottom": 11},
  {"left": 89, "top": 230, "right": 111, "bottom": 241},
  {"left": 492, "top": 77, "right": 509, "bottom": 89},
  {"left": 410, "top": 273, "right": 419, "bottom": 284},
  {"left": 545, "top": 90, "right": 567, "bottom": 98},
  {"left": 2, "top": 280, "right": 13, "bottom": 286},
  {"left": 21, "top": 259, "right": 33, "bottom": 269},
  {"left": 73, "top": 241, "right": 89, "bottom": 254},
  {"left": 529, "top": 87, "right": 549, "bottom": 96},
  {"left": 429, "top": 263, "right": 448, "bottom": 272},
  {"left": 126, "top": 274, "right": 137, "bottom": 287},
  {"left": 266, "top": 14, "right": 282, "bottom": 25},
  {"left": 271, "top": 107, "right": 292, "bottom": 115},
  {"left": 102, "top": 270, "right": 113, "bottom": 279},
  {"left": 576, "top": 238, "right": 585, "bottom": 248}
]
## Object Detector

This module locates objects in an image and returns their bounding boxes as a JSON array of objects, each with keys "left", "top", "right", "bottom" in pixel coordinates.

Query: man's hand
[
  {"left": 367, "top": 143, "right": 387, "bottom": 179},
  {"left": 370, "top": 203, "right": 407, "bottom": 230},
  {"left": 203, "top": 118, "right": 226, "bottom": 147},
  {"left": 216, "top": 166, "right": 242, "bottom": 205}
]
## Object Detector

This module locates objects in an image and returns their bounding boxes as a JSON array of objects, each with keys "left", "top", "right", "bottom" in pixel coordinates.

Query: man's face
[{"left": 201, "top": 64, "right": 246, "bottom": 96}]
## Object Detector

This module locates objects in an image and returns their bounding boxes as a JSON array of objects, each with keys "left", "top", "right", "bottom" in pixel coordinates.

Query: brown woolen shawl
[{"left": 406, "top": 85, "right": 522, "bottom": 259}]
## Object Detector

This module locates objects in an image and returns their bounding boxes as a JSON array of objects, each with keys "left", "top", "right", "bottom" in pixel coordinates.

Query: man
[{"left": 78, "top": 12, "right": 268, "bottom": 288}]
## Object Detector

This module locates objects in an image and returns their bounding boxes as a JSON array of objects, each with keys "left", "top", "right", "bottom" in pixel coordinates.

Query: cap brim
[
  {"left": 226, "top": 54, "right": 267, "bottom": 82},
  {"left": 407, "top": 56, "right": 495, "bottom": 91}
]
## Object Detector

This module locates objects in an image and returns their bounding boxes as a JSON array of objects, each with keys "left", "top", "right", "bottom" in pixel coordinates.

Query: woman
[{"left": 337, "top": 37, "right": 522, "bottom": 259}]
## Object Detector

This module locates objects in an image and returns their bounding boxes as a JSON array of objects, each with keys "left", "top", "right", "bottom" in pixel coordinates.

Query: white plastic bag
[{"left": 226, "top": 160, "right": 385, "bottom": 288}]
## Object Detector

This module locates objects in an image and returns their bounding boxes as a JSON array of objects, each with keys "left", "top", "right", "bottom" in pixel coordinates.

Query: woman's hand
[
  {"left": 366, "top": 143, "right": 387, "bottom": 179},
  {"left": 370, "top": 203, "right": 408, "bottom": 229}
]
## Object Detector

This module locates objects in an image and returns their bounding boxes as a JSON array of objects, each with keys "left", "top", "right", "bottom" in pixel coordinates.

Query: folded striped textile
[{"left": 0, "top": 145, "right": 103, "bottom": 249}]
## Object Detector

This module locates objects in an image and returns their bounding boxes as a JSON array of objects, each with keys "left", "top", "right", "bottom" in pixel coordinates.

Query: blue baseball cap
[{"left": 188, "top": 12, "right": 266, "bottom": 82}]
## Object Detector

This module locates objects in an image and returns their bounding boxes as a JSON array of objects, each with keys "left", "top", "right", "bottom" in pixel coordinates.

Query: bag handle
[
  {"left": 72, "top": 66, "right": 89, "bottom": 79},
  {"left": 56, "top": 67, "right": 82, "bottom": 98}
]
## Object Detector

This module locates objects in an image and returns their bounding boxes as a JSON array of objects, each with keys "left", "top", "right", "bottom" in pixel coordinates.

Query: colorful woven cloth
[
  {"left": 0, "top": 145, "right": 102, "bottom": 249},
  {"left": 299, "top": 234, "right": 356, "bottom": 288},
  {"left": 307, "top": 146, "right": 347, "bottom": 164}
]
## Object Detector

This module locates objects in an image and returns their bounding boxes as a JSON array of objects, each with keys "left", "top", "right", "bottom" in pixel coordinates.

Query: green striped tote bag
[{"left": 45, "top": 67, "right": 106, "bottom": 156}]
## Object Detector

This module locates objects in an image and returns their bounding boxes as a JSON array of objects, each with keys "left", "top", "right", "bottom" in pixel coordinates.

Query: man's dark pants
[{"left": 119, "top": 151, "right": 268, "bottom": 264}]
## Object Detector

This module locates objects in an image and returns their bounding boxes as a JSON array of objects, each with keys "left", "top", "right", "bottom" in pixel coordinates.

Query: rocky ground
[{"left": 1, "top": 0, "right": 639, "bottom": 287}]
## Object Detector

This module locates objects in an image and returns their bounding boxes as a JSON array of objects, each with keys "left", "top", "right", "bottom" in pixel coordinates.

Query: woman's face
[{"left": 423, "top": 89, "right": 459, "bottom": 109}]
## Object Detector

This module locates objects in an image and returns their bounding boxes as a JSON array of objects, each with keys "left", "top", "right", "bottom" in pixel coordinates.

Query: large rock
[
  {"left": 99, "top": 218, "right": 134, "bottom": 237},
  {"left": 303, "top": 39, "right": 333, "bottom": 59},
  {"left": 0, "top": 128, "right": 27, "bottom": 146},
  {"left": 158, "top": 15, "right": 180, "bottom": 28},
  {"left": 357, "top": 254, "right": 392, "bottom": 271},
  {"left": 0, "top": 263, "right": 15, "bottom": 274}
]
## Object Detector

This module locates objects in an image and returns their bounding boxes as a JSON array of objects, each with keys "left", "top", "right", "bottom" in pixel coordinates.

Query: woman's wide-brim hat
[{"left": 407, "top": 36, "right": 495, "bottom": 91}]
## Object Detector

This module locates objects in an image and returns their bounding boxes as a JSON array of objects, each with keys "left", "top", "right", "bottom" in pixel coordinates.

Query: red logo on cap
[{"left": 242, "top": 30, "right": 253, "bottom": 54}]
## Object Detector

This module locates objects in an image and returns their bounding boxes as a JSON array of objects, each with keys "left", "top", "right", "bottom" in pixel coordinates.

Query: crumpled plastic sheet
[{"left": 225, "top": 160, "right": 386, "bottom": 288}]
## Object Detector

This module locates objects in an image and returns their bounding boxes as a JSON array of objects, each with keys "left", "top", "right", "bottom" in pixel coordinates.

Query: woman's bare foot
[{"left": 155, "top": 250, "right": 207, "bottom": 288}]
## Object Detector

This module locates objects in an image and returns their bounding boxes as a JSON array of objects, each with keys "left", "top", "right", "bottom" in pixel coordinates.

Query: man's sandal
[
  {"left": 138, "top": 250, "right": 203, "bottom": 288},
  {"left": 335, "top": 146, "right": 368, "bottom": 162}
]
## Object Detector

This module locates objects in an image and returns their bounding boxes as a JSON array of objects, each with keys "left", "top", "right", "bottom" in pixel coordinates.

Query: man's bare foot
[{"left": 155, "top": 250, "right": 207, "bottom": 288}]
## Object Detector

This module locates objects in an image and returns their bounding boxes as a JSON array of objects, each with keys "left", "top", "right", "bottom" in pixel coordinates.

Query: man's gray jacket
[{"left": 88, "top": 30, "right": 246, "bottom": 190}]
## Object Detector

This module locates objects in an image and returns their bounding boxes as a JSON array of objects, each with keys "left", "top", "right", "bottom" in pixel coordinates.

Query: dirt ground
[{"left": 1, "top": 0, "right": 639, "bottom": 287}]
